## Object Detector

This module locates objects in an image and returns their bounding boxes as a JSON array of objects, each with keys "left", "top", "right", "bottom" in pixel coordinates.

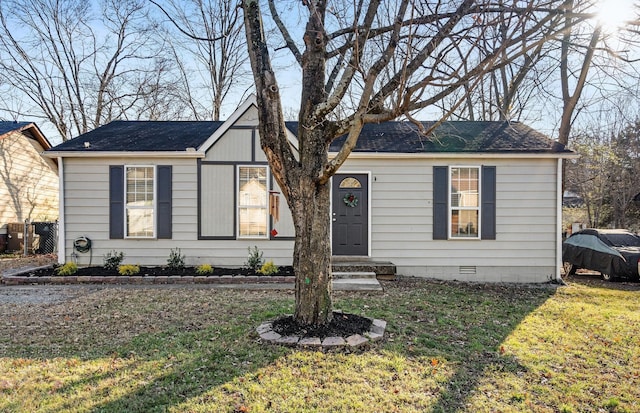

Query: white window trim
[
  {"left": 236, "top": 165, "right": 270, "bottom": 239},
  {"left": 448, "top": 165, "right": 481, "bottom": 240},
  {"left": 124, "top": 165, "right": 157, "bottom": 239}
]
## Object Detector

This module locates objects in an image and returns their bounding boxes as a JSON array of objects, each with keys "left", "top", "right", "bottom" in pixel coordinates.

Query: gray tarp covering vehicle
[{"left": 562, "top": 229, "right": 640, "bottom": 281}]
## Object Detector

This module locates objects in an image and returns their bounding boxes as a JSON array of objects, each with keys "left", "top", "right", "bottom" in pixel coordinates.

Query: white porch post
[
  {"left": 556, "top": 158, "right": 563, "bottom": 282},
  {"left": 57, "top": 157, "right": 65, "bottom": 264}
]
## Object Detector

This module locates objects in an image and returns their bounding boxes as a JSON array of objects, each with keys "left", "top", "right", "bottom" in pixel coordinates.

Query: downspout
[
  {"left": 556, "top": 158, "right": 565, "bottom": 284},
  {"left": 57, "top": 157, "right": 65, "bottom": 264}
]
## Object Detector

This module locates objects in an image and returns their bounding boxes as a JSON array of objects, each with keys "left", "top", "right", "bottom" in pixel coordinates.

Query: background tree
[
  {"left": 152, "top": 0, "right": 251, "bottom": 120},
  {"left": 565, "top": 118, "right": 640, "bottom": 231},
  {"left": 0, "top": 0, "right": 176, "bottom": 141},
  {"left": 242, "top": 0, "right": 588, "bottom": 326}
]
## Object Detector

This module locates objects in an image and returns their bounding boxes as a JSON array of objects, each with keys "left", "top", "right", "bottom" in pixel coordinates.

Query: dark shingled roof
[
  {"left": 287, "top": 121, "right": 568, "bottom": 154},
  {"left": 0, "top": 121, "right": 33, "bottom": 137},
  {"left": 49, "top": 119, "right": 568, "bottom": 154},
  {"left": 49, "top": 121, "right": 224, "bottom": 152}
]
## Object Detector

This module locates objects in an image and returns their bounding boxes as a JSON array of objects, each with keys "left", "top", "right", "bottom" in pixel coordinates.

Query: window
[
  {"left": 110, "top": 165, "right": 171, "bottom": 240},
  {"left": 433, "top": 165, "right": 495, "bottom": 240},
  {"left": 126, "top": 166, "right": 155, "bottom": 238},
  {"left": 450, "top": 167, "right": 480, "bottom": 238},
  {"left": 238, "top": 166, "right": 268, "bottom": 237}
]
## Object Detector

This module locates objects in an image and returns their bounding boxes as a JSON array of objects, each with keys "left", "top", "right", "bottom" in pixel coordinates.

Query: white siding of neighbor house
[
  {"left": 0, "top": 131, "right": 58, "bottom": 229},
  {"left": 338, "top": 156, "right": 559, "bottom": 282}
]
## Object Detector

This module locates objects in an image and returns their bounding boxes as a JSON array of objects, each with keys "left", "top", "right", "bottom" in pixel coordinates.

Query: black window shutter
[
  {"left": 109, "top": 166, "right": 124, "bottom": 239},
  {"left": 481, "top": 166, "right": 496, "bottom": 240},
  {"left": 433, "top": 166, "right": 448, "bottom": 240},
  {"left": 157, "top": 165, "right": 172, "bottom": 239}
]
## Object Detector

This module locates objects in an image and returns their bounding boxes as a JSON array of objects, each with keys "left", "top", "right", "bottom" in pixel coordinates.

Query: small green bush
[
  {"left": 103, "top": 250, "right": 124, "bottom": 270},
  {"left": 118, "top": 264, "right": 140, "bottom": 276},
  {"left": 167, "top": 248, "right": 185, "bottom": 270},
  {"left": 258, "top": 260, "right": 279, "bottom": 276},
  {"left": 56, "top": 262, "right": 78, "bottom": 276},
  {"left": 196, "top": 264, "right": 214, "bottom": 275},
  {"left": 245, "top": 246, "right": 264, "bottom": 271}
]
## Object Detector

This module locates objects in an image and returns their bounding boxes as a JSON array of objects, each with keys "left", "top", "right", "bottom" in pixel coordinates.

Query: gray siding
[
  {"left": 200, "top": 164, "right": 235, "bottom": 237},
  {"left": 339, "top": 157, "right": 559, "bottom": 282}
]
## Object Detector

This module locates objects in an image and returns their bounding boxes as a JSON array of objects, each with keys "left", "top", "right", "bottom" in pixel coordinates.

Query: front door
[{"left": 332, "top": 173, "right": 368, "bottom": 256}]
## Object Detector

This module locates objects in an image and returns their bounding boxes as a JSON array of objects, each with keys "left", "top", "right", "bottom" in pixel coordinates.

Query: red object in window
[{"left": 271, "top": 228, "right": 278, "bottom": 237}]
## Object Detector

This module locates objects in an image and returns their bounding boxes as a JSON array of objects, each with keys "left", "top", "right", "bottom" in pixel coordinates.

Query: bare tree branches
[{"left": 0, "top": 0, "right": 175, "bottom": 141}]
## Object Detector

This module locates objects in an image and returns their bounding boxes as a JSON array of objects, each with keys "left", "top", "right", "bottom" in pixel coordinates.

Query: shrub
[
  {"left": 196, "top": 264, "right": 214, "bottom": 275},
  {"left": 118, "top": 264, "right": 140, "bottom": 276},
  {"left": 103, "top": 250, "right": 124, "bottom": 270},
  {"left": 167, "top": 248, "right": 185, "bottom": 270},
  {"left": 56, "top": 262, "right": 78, "bottom": 276},
  {"left": 258, "top": 260, "right": 279, "bottom": 276},
  {"left": 245, "top": 246, "right": 264, "bottom": 271}
]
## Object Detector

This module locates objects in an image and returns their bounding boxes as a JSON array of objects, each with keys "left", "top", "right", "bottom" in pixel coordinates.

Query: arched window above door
[{"left": 339, "top": 177, "right": 361, "bottom": 188}]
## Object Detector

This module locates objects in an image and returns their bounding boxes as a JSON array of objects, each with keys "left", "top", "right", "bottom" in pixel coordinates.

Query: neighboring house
[
  {"left": 45, "top": 97, "right": 576, "bottom": 282},
  {"left": 0, "top": 122, "right": 59, "bottom": 250}
]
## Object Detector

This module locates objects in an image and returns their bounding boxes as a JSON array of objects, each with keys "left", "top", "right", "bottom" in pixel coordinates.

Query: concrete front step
[
  {"left": 332, "top": 278, "right": 383, "bottom": 291},
  {"left": 331, "top": 259, "right": 396, "bottom": 276},
  {"left": 332, "top": 271, "right": 377, "bottom": 279}
]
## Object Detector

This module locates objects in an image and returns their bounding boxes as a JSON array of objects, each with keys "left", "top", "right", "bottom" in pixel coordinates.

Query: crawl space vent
[{"left": 459, "top": 266, "right": 477, "bottom": 275}]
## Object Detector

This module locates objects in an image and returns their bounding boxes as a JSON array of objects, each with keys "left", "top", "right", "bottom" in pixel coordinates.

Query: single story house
[
  {"left": 45, "top": 96, "right": 576, "bottom": 282},
  {"left": 1, "top": 121, "right": 58, "bottom": 252}
]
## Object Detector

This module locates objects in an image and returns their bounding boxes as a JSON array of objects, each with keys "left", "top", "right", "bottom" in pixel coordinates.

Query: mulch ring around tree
[{"left": 257, "top": 311, "right": 387, "bottom": 350}]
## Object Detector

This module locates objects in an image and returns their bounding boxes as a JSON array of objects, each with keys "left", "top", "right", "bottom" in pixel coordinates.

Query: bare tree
[
  {"left": 242, "top": 0, "right": 585, "bottom": 326},
  {"left": 0, "top": 0, "right": 175, "bottom": 141},
  {"left": 608, "top": 120, "right": 640, "bottom": 228},
  {"left": 152, "top": 0, "right": 251, "bottom": 121}
]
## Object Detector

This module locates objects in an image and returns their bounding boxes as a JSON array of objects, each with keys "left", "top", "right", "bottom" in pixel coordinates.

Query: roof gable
[{"left": 0, "top": 121, "right": 53, "bottom": 150}]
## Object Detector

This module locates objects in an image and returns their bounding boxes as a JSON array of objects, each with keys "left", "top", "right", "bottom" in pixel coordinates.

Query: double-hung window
[
  {"left": 238, "top": 166, "right": 268, "bottom": 238},
  {"left": 433, "top": 165, "right": 495, "bottom": 240},
  {"left": 125, "top": 166, "right": 155, "bottom": 238},
  {"left": 450, "top": 166, "right": 480, "bottom": 238}
]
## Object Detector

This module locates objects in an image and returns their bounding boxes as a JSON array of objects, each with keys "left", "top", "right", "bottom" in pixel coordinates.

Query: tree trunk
[{"left": 291, "top": 176, "right": 333, "bottom": 326}]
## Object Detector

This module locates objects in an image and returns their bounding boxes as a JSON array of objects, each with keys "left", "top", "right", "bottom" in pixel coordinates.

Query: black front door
[{"left": 332, "top": 173, "right": 368, "bottom": 256}]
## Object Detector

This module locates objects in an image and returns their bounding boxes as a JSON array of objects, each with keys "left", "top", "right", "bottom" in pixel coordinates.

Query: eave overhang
[{"left": 42, "top": 150, "right": 205, "bottom": 159}]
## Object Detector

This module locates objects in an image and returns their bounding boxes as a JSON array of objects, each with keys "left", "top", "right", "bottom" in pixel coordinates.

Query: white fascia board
[
  {"left": 42, "top": 151, "right": 205, "bottom": 159},
  {"left": 331, "top": 151, "right": 579, "bottom": 160},
  {"left": 198, "top": 94, "right": 257, "bottom": 152}
]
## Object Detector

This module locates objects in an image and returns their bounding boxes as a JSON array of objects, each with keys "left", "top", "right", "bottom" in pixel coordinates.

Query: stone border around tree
[{"left": 256, "top": 315, "right": 386, "bottom": 349}]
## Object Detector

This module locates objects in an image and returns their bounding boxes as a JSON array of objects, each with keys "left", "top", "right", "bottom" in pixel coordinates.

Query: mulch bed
[
  {"left": 271, "top": 311, "right": 373, "bottom": 339},
  {"left": 23, "top": 265, "right": 295, "bottom": 278}
]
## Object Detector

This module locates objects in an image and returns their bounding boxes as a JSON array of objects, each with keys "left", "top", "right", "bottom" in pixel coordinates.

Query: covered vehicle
[{"left": 563, "top": 229, "right": 640, "bottom": 280}]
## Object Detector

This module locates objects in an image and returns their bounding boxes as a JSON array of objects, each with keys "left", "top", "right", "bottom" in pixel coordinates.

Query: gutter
[
  {"left": 42, "top": 150, "right": 205, "bottom": 159},
  {"left": 333, "top": 152, "right": 580, "bottom": 160}
]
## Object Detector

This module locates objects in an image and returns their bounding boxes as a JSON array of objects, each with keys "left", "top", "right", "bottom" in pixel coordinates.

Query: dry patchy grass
[{"left": 0, "top": 277, "right": 638, "bottom": 412}]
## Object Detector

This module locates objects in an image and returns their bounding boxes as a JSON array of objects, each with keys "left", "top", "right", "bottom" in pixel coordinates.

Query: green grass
[{"left": 0, "top": 278, "right": 638, "bottom": 412}]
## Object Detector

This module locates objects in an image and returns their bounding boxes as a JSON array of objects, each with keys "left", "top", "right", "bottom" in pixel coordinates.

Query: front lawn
[{"left": 0, "top": 277, "right": 638, "bottom": 412}]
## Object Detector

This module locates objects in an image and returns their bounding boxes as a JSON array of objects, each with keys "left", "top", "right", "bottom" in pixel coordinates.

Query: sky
[{"left": 1, "top": 0, "right": 639, "bottom": 145}]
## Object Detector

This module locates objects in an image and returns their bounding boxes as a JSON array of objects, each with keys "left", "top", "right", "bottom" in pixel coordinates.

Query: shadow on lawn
[
  {"left": 0, "top": 281, "right": 560, "bottom": 412},
  {"left": 86, "top": 318, "right": 291, "bottom": 412},
  {"left": 91, "top": 281, "right": 558, "bottom": 412},
  {"left": 369, "top": 280, "right": 559, "bottom": 412}
]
